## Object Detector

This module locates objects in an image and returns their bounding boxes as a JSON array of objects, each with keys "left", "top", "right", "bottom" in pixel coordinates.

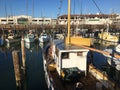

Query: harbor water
[{"left": 0, "top": 42, "right": 47, "bottom": 90}]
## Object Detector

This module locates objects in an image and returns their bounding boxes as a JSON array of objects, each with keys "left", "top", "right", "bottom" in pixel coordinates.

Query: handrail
[{"left": 73, "top": 44, "right": 120, "bottom": 59}]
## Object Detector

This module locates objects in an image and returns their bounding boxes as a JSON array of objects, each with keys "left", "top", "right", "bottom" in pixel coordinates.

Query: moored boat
[
  {"left": 98, "top": 24, "right": 119, "bottom": 43},
  {"left": 24, "top": 33, "right": 35, "bottom": 43},
  {"left": 39, "top": 33, "right": 50, "bottom": 43},
  {"left": 43, "top": 39, "right": 120, "bottom": 90},
  {"left": 98, "top": 32, "right": 119, "bottom": 42}
]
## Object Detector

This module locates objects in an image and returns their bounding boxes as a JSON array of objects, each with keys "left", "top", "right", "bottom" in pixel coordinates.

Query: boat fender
[{"left": 60, "top": 70, "right": 65, "bottom": 78}]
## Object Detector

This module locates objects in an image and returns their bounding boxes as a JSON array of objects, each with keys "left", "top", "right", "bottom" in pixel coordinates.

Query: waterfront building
[
  {"left": 0, "top": 14, "right": 120, "bottom": 28},
  {"left": 111, "top": 14, "right": 120, "bottom": 25},
  {"left": 0, "top": 15, "right": 57, "bottom": 25},
  {"left": 57, "top": 13, "right": 120, "bottom": 26}
]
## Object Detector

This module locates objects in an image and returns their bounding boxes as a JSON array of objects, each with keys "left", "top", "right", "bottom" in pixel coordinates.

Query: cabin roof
[{"left": 53, "top": 39, "right": 88, "bottom": 51}]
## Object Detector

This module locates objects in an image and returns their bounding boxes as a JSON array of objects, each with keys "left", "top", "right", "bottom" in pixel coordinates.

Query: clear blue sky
[{"left": 0, "top": 0, "right": 120, "bottom": 18}]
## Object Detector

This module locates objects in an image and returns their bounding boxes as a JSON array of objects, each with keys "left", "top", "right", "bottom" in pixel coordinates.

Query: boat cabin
[{"left": 50, "top": 39, "right": 89, "bottom": 82}]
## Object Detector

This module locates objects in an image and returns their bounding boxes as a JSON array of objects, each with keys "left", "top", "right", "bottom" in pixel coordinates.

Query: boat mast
[{"left": 67, "top": 0, "right": 71, "bottom": 44}]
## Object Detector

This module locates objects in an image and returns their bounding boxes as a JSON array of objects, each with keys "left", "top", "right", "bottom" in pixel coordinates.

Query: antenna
[
  {"left": 32, "top": 0, "right": 34, "bottom": 18},
  {"left": 5, "top": 0, "right": 7, "bottom": 19},
  {"left": 26, "top": 0, "right": 28, "bottom": 16}
]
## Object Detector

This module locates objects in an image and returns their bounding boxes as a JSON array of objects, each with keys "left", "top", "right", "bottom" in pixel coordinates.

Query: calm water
[
  {"left": 0, "top": 42, "right": 47, "bottom": 90},
  {"left": 0, "top": 39, "right": 119, "bottom": 90}
]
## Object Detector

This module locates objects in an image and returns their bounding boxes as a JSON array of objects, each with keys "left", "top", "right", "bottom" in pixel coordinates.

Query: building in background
[
  {"left": 0, "top": 15, "right": 57, "bottom": 25},
  {"left": 57, "top": 13, "right": 120, "bottom": 25},
  {"left": 0, "top": 14, "right": 120, "bottom": 27}
]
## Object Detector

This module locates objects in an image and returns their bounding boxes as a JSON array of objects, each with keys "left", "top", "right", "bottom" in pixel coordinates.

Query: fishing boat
[
  {"left": 39, "top": 32, "right": 50, "bottom": 43},
  {"left": 42, "top": 0, "right": 120, "bottom": 90},
  {"left": 98, "top": 24, "right": 119, "bottom": 43},
  {"left": 43, "top": 39, "right": 120, "bottom": 90}
]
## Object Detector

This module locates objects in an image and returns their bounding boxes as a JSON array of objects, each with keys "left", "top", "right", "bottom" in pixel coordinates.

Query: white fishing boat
[
  {"left": 24, "top": 33, "right": 35, "bottom": 43},
  {"left": 43, "top": 39, "right": 120, "bottom": 90},
  {"left": 43, "top": 40, "right": 89, "bottom": 89},
  {"left": 39, "top": 33, "right": 50, "bottom": 43}
]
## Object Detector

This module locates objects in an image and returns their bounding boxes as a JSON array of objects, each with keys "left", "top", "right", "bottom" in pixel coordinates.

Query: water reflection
[{"left": 0, "top": 42, "right": 47, "bottom": 90}]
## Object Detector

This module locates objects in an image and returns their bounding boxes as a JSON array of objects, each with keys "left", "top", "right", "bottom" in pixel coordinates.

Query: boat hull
[
  {"left": 98, "top": 32, "right": 119, "bottom": 43},
  {"left": 39, "top": 37, "right": 49, "bottom": 43},
  {"left": 24, "top": 37, "right": 35, "bottom": 43}
]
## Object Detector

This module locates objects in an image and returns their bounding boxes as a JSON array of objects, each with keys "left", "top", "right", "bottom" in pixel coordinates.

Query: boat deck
[
  {"left": 44, "top": 54, "right": 113, "bottom": 90},
  {"left": 49, "top": 68, "right": 111, "bottom": 90}
]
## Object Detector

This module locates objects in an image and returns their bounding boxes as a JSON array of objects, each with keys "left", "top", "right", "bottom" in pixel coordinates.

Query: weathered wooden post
[
  {"left": 12, "top": 51, "right": 21, "bottom": 90},
  {"left": 21, "top": 35, "right": 26, "bottom": 74}
]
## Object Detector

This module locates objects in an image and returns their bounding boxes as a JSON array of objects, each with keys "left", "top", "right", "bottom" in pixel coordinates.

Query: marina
[{"left": 0, "top": 0, "right": 120, "bottom": 90}]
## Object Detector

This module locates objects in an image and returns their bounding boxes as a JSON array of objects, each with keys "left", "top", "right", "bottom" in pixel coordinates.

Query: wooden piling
[
  {"left": 12, "top": 51, "right": 21, "bottom": 90},
  {"left": 21, "top": 35, "right": 26, "bottom": 73},
  {"left": 21, "top": 34, "right": 27, "bottom": 90}
]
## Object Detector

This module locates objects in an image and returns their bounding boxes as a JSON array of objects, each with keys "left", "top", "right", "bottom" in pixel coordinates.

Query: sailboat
[
  {"left": 98, "top": 24, "right": 119, "bottom": 42},
  {"left": 42, "top": 0, "right": 119, "bottom": 90}
]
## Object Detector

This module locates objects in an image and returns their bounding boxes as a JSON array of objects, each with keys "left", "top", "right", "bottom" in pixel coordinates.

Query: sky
[{"left": 0, "top": 0, "right": 120, "bottom": 18}]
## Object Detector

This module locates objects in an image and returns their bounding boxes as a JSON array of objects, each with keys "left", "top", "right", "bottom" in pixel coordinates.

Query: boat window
[
  {"left": 77, "top": 52, "right": 83, "bottom": 56},
  {"left": 61, "top": 52, "right": 69, "bottom": 59}
]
